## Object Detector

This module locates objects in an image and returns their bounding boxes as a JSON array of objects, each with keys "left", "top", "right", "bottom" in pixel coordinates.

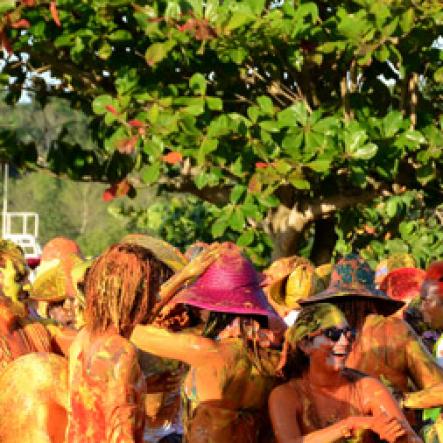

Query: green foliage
[
  {"left": 111, "top": 194, "right": 273, "bottom": 265},
  {"left": 334, "top": 191, "right": 443, "bottom": 268},
  {"left": 0, "top": 0, "right": 442, "bottom": 262}
]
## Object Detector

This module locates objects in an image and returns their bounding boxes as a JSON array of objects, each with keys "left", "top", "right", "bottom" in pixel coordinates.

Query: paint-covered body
[
  {"left": 66, "top": 328, "right": 146, "bottom": 443},
  {"left": 0, "top": 352, "right": 68, "bottom": 443},
  {"left": 0, "top": 296, "right": 52, "bottom": 374},
  {"left": 131, "top": 325, "right": 278, "bottom": 443},
  {"left": 347, "top": 314, "right": 443, "bottom": 405}
]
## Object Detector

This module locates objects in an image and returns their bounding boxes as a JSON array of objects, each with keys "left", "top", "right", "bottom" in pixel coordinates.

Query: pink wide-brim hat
[
  {"left": 172, "top": 249, "right": 278, "bottom": 320},
  {"left": 380, "top": 267, "right": 426, "bottom": 302}
]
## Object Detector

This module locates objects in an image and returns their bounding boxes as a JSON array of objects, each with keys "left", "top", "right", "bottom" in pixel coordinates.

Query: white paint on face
[{"left": 309, "top": 321, "right": 351, "bottom": 372}]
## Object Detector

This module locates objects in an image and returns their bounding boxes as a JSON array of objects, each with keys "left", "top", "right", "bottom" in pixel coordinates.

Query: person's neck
[{"left": 306, "top": 363, "right": 345, "bottom": 388}]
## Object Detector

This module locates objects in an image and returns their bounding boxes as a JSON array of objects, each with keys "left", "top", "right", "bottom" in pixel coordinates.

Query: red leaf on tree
[
  {"left": 50, "top": 1, "right": 61, "bottom": 27},
  {"left": 102, "top": 187, "right": 116, "bottom": 202},
  {"left": 21, "top": 0, "right": 36, "bottom": 6},
  {"left": 117, "top": 135, "right": 139, "bottom": 154},
  {"left": 105, "top": 104, "right": 119, "bottom": 115},
  {"left": 128, "top": 119, "right": 144, "bottom": 128},
  {"left": 11, "top": 19, "right": 31, "bottom": 29},
  {"left": 162, "top": 151, "right": 183, "bottom": 164},
  {"left": 115, "top": 179, "right": 132, "bottom": 197},
  {"left": 177, "top": 18, "right": 196, "bottom": 32},
  {"left": 255, "top": 162, "right": 269, "bottom": 169},
  {"left": 0, "top": 31, "right": 13, "bottom": 54},
  {"left": 177, "top": 18, "right": 216, "bottom": 41},
  {"left": 102, "top": 179, "right": 133, "bottom": 202},
  {"left": 364, "top": 225, "right": 376, "bottom": 235}
]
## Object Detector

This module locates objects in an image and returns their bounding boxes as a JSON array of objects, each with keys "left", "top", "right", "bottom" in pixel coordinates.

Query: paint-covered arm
[
  {"left": 403, "top": 326, "right": 443, "bottom": 409},
  {"left": 268, "top": 382, "right": 413, "bottom": 443},
  {"left": 106, "top": 343, "right": 147, "bottom": 443},
  {"left": 268, "top": 384, "right": 357, "bottom": 443},
  {"left": 361, "top": 377, "right": 422, "bottom": 443},
  {"left": 131, "top": 324, "right": 220, "bottom": 367}
]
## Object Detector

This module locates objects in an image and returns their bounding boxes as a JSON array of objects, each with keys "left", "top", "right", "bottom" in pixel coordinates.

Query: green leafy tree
[{"left": 1, "top": 0, "right": 443, "bottom": 264}]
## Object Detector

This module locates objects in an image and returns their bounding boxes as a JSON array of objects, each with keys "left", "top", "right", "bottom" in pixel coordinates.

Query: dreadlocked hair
[{"left": 85, "top": 243, "right": 173, "bottom": 336}]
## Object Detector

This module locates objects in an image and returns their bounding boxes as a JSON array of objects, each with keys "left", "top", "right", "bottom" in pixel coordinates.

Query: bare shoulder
[{"left": 269, "top": 379, "right": 302, "bottom": 410}]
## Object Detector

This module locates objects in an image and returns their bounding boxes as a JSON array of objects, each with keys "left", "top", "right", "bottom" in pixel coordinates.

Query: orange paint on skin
[{"left": 0, "top": 353, "right": 68, "bottom": 443}]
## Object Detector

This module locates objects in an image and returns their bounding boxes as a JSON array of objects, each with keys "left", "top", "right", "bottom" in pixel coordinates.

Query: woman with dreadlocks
[
  {"left": 66, "top": 242, "right": 173, "bottom": 443},
  {"left": 131, "top": 243, "right": 283, "bottom": 443}
]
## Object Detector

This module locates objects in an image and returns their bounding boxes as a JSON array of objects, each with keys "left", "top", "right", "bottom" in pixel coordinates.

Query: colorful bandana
[{"left": 285, "top": 303, "right": 347, "bottom": 346}]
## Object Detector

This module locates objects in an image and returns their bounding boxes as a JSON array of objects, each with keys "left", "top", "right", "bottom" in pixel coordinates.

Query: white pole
[{"left": 2, "top": 163, "right": 8, "bottom": 239}]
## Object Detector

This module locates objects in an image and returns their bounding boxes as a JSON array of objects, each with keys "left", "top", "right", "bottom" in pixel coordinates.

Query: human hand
[
  {"left": 369, "top": 415, "right": 407, "bottom": 443},
  {"left": 342, "top": 416, "right": 407, "bottom": 442}
]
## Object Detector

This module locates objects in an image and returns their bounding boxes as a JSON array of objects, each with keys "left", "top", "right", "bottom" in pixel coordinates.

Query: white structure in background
[{"left": 2, "top": 164, "right": 42, "bottom": 264}]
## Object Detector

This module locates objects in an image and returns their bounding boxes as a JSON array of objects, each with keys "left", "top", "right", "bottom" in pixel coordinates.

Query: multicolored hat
[
  {"left": 172, "top": 246, "right": 278, "bottom": 320},
  {"left": 380, "top": 268, "right": 425, "bottom": 302},
  {"left": 262, "top": 256, "right": 316, "bottom": 309},
  {"left": 300, "top": 254, "right": 404, "bottom": 315},
  {"left": 121, "top": 234, "right": 188, "bottom": 272}
]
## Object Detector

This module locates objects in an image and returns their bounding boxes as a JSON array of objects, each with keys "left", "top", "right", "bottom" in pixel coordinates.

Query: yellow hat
[{"left": 262, "top": 256, "right": 316, "bottom": 309}]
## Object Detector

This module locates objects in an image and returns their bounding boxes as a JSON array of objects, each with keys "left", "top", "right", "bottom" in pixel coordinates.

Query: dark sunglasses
[{"left": 322, "top": 327, "right": 356, "bottom": 342}]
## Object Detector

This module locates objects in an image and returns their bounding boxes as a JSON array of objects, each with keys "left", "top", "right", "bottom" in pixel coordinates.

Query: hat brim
[
  {"left": 172, "top": 286, "right": 279, "bottom": 320},
  {"left": 299, "top": 289, "right": 404, "bottom": 316}
]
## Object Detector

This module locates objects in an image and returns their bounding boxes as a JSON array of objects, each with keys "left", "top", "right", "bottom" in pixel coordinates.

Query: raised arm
[{"left": 131, "top": 324, "right": 221, "bottom": 367}]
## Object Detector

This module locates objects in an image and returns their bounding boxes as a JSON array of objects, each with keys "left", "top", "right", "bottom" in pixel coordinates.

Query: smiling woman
[{"left": 269, "top": 303, "right": 421, "bottom": 443}]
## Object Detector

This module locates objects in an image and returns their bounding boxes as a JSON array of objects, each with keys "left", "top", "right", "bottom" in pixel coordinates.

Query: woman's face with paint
[
  {"left": 421, "top": 281, "right": 443, "bottom": 330},
  {"left": 301, "top": 320, "right": 354, "bottom": 373}
]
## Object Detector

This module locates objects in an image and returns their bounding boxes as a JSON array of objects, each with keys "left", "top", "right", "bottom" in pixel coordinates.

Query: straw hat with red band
[
  {"left": 171, "top": 244, "right": 278, "bottom": 322},
  {"left": 300, "top": 254, "right": 404, "bottom": 315},
  {"left": 379, "top": 268, "right": 426, "bottom": 302}
]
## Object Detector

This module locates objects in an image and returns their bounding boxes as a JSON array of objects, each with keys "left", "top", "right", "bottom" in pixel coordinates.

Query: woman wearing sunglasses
[{"left": 269, "top": 303, "right": 421, "bottom": 443}]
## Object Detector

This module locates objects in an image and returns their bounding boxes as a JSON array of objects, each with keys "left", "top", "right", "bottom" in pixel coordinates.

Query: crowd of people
[{"left": 0, "top": 235, "right": 442, "bottom": 442}]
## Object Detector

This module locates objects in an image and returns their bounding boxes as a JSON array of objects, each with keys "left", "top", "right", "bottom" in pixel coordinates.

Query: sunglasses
[{"left": 321, "top": 327, "right": 356, "bottom": 342}]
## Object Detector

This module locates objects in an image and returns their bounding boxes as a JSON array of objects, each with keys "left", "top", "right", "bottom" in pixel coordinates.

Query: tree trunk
[
  {"left": 270, "top": 227, "right": 302, "bottom": 260},
  {"left": 310, "top": 217, "right": 337, "bottom": 265}
]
